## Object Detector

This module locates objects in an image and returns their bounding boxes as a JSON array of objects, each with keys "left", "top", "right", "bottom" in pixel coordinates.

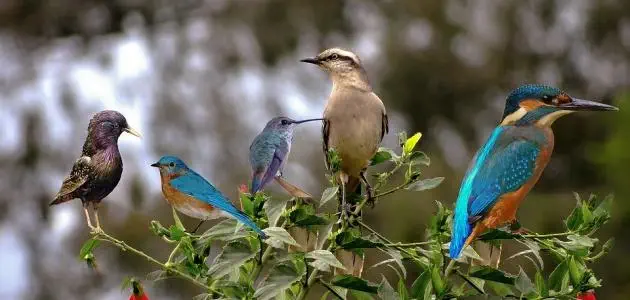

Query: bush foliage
[{"left": 80, "top": 132, "right": 613, "bottom": 299}]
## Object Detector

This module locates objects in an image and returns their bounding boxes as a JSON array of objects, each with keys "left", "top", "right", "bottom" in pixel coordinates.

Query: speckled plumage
[
  {"left": 50, "top": 110, "right": 140, "bottom": 229},
  {"left": 152, "top": 156, "right": 267, "bottom": 238},
  {"left": 449, "top": 84, "right": 617, "bottom": 259}
]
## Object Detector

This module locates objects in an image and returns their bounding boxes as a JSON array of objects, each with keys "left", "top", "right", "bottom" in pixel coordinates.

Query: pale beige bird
[
  {"left": 301, "top": 48, "right": 388, "bottom": 276},
  {"left": 301, "top": 48, "right": 388, "bottom": 209}
]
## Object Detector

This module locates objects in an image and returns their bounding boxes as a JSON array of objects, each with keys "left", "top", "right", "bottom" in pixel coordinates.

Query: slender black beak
[
  {"left": 293, "top": 118, "right": 325, "bottom": 124},
  {"left": 150, "top": 162, "right": 160, "bottom": 167},
  {"left": 300, "top": 57, "right": 320, "bottom": 65},
  {"left": 560, "top": 98, "right": 619, "bottom": 112}
]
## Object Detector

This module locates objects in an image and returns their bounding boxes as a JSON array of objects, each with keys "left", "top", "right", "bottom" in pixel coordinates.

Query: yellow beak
[{"left": 124, "top": 127, "right": 142, "bottom": 138}]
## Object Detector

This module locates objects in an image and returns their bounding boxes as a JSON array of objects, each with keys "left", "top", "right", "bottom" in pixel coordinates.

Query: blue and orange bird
[
  {"left": 50, "top": 110, "right": 141, "bottom": 231},
  {"left": 249, "top": 116, "right": 323, "bottom": 197},
  {"left": 449, "top": 84, "right": 618, "bottom": 259},
  {"left": 151, "top": 155, "right": 267, "bottom": 237}
]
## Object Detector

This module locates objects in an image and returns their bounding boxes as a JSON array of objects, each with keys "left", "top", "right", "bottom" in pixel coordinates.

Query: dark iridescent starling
[{"left": 50, "top": 110, "right": 141, "bottom": 231}]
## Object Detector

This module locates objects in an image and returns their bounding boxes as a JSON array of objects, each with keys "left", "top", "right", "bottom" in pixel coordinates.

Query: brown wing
[
  {"left": 322, "top": 118, "right": 331, "bottom": 170},
  {"left": 50, "top": 156, "right": 91, "bottom": 205},
  {"left": 381, "top": 112, "right": 389, "bottom": 142}
]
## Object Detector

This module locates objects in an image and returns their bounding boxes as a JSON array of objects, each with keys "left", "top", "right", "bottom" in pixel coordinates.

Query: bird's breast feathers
[{"left": 161, "top": 182, "right": 219, "bottom": 220}]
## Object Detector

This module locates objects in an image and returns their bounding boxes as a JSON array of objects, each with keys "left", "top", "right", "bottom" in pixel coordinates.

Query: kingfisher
[
  {"left": 50, "top": 110, "right": 141, "bottom": 231},
  {"left": 249, "top": 116, "right": 323, "bottom": 198},
  {"left": 151, "top": 155, "right": 267, "bottom": 237},
  {"left": 449, "top": 84, "right": 618, "bottom": 259}
]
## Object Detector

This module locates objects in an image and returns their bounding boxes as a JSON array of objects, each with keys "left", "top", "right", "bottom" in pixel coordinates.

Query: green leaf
[
  {"left": 320, "top": 186, "right": 339, "bottom": 208},
  {"left": 172, "top": 207, "right": 185, "bottom": 231},
  {"left": 403, "top": 132, "right": 422, "bottom": 155},
  {"left": 409, "top": 151, "right": 430, "bottom": 166},
  {"left": 485, "top": 282, "right": 514, "bottom": 297},
  {"left": 384, "top": 249, "right": 407, "bottom": 278},
  {"left": 535, "top": 271, "right": 548, "bottom": 297},
  {"left": 264, "top": 196, "right": 289, "bottom": 227},
  {"left": 565, "top": 202, "right": 583, "bottom": 231},
  {"left": 331, "top": 275, "right": 379, "bottom": 294},
  {"left": 548, "top": 259, "right": 569, "bottom": 292},
  {"left": 317, "top": 221, "right": 335, "bottom": 249},
  {"left": 169, "top": 225, "right": 186, "bottom": 241},
  {"left": 336, "top": 231, "right": 383, "bottom": 249},
  {"left": 240, "top": 192, "right": 255, "bottom": 217},
  {"left": 263, "top": 226, "right": 300, "bottom": 248},
  {"left": 290, "top": 207, "right": 329, "bottom": 226},
  {"left": 199, "top": 219, "right": 250, "bottom": 241},
  {"left": 515, "top": 267, "right": 535, "bottom": 296},
  {"left": 397, "top": 278, "right": 409, "bottom": 300},
  {"left": 370, "top": 148, "right": 398, "bottom": 165},
  {"left": 568, "top": 256, "right": 586, "bottom": 286},
  {"left": 410, "top": 270, "right": 432, "bottom": 300},
  {"left": 405, "top": 177, "right": 444, "bottom": 191},
  {"left": 430, "top": 266, "right": 446, "bottom": 296},
  {"left": 469, "top": 266, "right": 516, "bottom": 284},
  {"left": 350, "top": 290, "right": 375, "bottom": 300},
  {"left": 306, "top": 250, "right": 346, "bottom": 272},
  {"left": 378, "top": 276, "right": 400, "bottom": 300},
  {"left": 79, "top": 238, "right": 100, "bottom": 260},
  {"left": 254, "top": 261, "right": 306, "bottom": 300},
  {"left": 208, "top": 240, "right": 257, "bottom": 278}
]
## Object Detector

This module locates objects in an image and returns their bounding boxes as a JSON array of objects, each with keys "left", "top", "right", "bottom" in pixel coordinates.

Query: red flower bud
[
  {"left": 577, "top": 289, "right": 596, "bottom": 300},
  {"left": 129, "top": 280, "right": 149, "bottom": 300}
]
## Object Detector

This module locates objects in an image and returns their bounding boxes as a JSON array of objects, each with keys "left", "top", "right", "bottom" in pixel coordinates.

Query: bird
[
  {"left": 249, "top": 116, "right": 323, "bottom": 197},
  {"left": 449, "top": 84, "right": 618, "bottom": 259},
  {"left": 128, "top": 278, "right": 149, "bottom": 300},
  {"left": 301, "top": 48, "right": 388, "bottom": 211},
  {"left": 50, "top": 110, "right": 141, "bottom": 231},
  {"left": 151, "top": 155, "right": 267, "bottom": 237}
]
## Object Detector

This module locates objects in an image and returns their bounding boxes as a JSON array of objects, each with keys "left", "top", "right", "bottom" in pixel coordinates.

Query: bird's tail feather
[
  {"left": 449, "top": 215, "right": 472, "bottom": 259},
  {"left": 49, "top": 194, "right": 73, "bottom": 206},
  {"left": 231, "top": 209, "right": 267, "bottom": 239},
  {"left": 274, "top": 177, "right": 312, "bottom": 199},
  {"left": 251, "top": 177, "right": 261, "bottom": 194}
]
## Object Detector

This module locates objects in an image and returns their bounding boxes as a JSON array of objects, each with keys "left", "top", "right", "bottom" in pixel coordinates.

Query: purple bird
[
  {"left": 249, "top": 116, "right": 323, "bottom": 197},
  {"left": 50, "top": 110, "right": 141, "bottom": 231}
]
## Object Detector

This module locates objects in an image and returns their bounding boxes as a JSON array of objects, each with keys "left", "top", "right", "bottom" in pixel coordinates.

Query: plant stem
[
  {"left": 374, "top": 181, "right": 409, "bottom": 199},
  {"left": 444, "top": 259, "right": 456, "bottom": 277},
  {"left": 92, "top": 230, "right": 218, "bottom": 294},
  {"left": 382, "top": 241, "right": 432, "bottom": 247},
  {"left": 166, "top": 242, "right": 181, "bottom": 265},
  {"left": 521, "top": 231, "right": 576, "bottom": 239},
  {"left": 357, "top": 221, "right": 427, "bottom": 267}
]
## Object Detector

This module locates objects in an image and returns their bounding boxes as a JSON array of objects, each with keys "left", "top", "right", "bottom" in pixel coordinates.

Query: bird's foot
[
  {"left": 509, "top": 221, "right": 532, "bottom": 235},
  {"left": 90, "top": 226, "right": 103, "bottom": 235}
]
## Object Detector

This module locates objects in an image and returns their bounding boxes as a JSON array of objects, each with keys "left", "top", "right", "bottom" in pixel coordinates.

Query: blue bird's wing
[
  {"left": 450, "top": 127, "right": 542, "bottom": 258},
  {"left": 171, "top": 172, "right": 267, "bottom": 238},
  {"left": 250, "top": 135, "right": 289, "bottom": 194}
]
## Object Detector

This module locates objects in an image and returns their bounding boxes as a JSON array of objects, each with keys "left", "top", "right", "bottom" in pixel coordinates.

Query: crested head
[
  {"left": 85, "top": 110, "right": 140, "bottom": 151},
  {"left": 500, "top": 84, "right": 618, "bottom": 127},
  {"left": 151, "top": 155, "right": 189, "bottom": 175},
  {"left": 300, "top": 48, "right": 370, "bottom": 89}
]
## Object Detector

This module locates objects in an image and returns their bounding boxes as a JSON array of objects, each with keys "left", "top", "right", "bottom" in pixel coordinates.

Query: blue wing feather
[
  {"left": 171, "top": 171, "right": 267, "bottom": 238},
  {"left": 450, "top": 127, "right": 542, "bottom": 258},
  {"left": 250, "top": 137, "right": 289, "bottom": 194}
]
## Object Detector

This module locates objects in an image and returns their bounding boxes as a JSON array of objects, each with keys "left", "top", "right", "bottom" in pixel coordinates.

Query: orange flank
[
  {"left": 160, "top": 172, "right": 216, "bottom": 220},
  {"left": 464, "top": 129, "right": 554, "bottom": 247}
]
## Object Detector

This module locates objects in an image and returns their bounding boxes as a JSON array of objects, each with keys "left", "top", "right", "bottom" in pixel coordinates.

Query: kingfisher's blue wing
[
  {"left": 450, "top": 127, "right": 542, "bottom": 258},
  {"left": 171, "top": 171, "right": 267, "bottom": 238}
]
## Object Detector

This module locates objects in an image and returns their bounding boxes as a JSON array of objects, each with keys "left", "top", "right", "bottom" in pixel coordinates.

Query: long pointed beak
[
  {"left": 124, "top": 127, "right": 142, "bottom": 138},
  {"left": 150, "top": 162, "right": 159, "bottom": 167},
  {"left": 300, "top": 57, "right": 319, "bottom": 65},
  {"left": 560, "top": 98, "right": 619, "bottom": 112},
  {"left": 293, "top": 118, "right": 325, "bottom": 124}
]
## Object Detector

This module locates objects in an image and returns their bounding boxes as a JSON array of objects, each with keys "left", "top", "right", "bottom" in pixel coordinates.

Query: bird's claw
[
  {"left": 509, "top": 220, "right": 532, "bottom": 235},
  {"left": 366, "top": 187, "right": 376, "bottom": 208},
  {"left": 90, "top": 226, "right": 103, "bottom": 235}
]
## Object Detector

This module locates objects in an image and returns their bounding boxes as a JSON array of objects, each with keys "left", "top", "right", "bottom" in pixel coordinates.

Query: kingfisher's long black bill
[
  {"left": 293, "top": 118, "right": 325, "bottom": 124},
  {"left": 300, "top": 57, "right": 319, "bottom": 65},
  {"left": 150, "top": 162, "right": 159, "bottom": 167},
  {"left": 561, "top": 98, "right": 619, "bottom": 111}
]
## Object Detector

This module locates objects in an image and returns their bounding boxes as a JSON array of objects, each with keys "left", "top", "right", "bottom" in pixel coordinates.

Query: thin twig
[
  {"left": 166, "top": 242, "right": 181, "bottom": 265},
  {"left": 521, "top": 231, "right": 576, "bottom": 239},
  {"left": 382, "top": 241, "right": 432, "bottom": 247},
  {"left": 92, "top": 230, "right": 218, "bottom": 294}
]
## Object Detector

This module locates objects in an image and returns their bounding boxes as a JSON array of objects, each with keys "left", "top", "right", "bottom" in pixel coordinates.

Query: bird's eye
[
  {"left": 281, "top": 120, "right": 289, "bottom": 125},
  {"left": 330, "top": 54, "right": 339, "bottom": 60},
  {"left": 542, "top": 95, "right": 553, "bottom": 104},
  {"left": 169, "top": 162, "right": 175, "bottom": 167},
  {"left": 101, "top": 121, "right": 114, "bottom": 128}
]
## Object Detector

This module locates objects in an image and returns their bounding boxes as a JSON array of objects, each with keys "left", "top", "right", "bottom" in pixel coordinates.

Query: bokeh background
[{"left": 1, "top": 0, "right": 629, "bottom": 299}]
